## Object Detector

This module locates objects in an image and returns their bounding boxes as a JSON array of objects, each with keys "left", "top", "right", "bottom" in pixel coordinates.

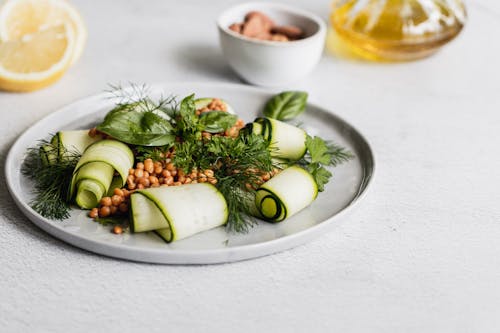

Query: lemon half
[{"left": 0, "top": 0, "right": 86, "bottom": 92}]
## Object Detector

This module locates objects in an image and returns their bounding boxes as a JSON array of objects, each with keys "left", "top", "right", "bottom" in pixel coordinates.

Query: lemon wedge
[{"left": 0, "top": 24, "right": 75, "bottom": 92}]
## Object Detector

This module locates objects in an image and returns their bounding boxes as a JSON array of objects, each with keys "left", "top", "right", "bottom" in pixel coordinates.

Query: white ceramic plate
[{"left": 5, "top": 82, "right": 374, "bottom": 264}]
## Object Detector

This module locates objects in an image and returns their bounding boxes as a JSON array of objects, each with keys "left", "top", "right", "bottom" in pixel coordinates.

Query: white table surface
[{"left": 1, "top": 0, "right": 499, "bottom": 332}]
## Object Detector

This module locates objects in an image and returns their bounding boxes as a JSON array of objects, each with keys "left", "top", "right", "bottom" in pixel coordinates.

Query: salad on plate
[{"left": 22, "top": 86, "right": 353, "bottom": 243}]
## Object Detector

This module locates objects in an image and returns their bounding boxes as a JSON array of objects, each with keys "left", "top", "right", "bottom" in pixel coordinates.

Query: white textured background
[{"left": 1, "top": 0, "right": 500, "bottom": 332}]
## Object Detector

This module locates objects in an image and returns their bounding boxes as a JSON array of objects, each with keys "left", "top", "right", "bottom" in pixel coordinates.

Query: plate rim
[{"left": 5, "top": 81, "right": 375, "bottom": 264}]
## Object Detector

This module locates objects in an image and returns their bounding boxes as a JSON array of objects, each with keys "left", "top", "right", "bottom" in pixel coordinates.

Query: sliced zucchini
[
  {"left": 106, "top": 176, "right": 125, "bottom": 197},
  {"left": 252, "top": 117, "right": 307, "bottom": 161},
  {"left": 70, "top": 140, "right": 134, "bottom": 209},
  {"left": 56, "top": 130, "right": 101, "bottom": 158},
  {"left": 130, "top": 192, "right": 170, "bottom": 232},
  {"left": 194, "top": 97, "right": 235, "bottom": 114},
  {"left": 130, "top": 183, "right": 228, "bottom": 242},
  {"left": 255, "top": 166, "right": 318, "bottom": 223},
  {"left": 154, "top": 228, "right": 173, "bottom": 243},
  {"left": 40, "top": 130, "right": 101, "bottom": 166},
  {"left": 75, "top": 179, "right": 107, "bottom": 209},
  {"left": 73, "top": 140, "right": 134, "bottom": 185}
]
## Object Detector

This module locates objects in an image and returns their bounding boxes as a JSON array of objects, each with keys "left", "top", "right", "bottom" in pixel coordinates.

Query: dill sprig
[
  {"left": 105, "top": 83, "right": 178, "bottom": 116},
  {"left": 216, "top": 178, "right": 258, "bottom": 233},
  {"left": 324, "top": 141, "right": 355, "bottom": 167},
  {"left": 21, "top": 140, "right": 80, "bottom": 219},
  {"left": 174, "top": 133, "right": 276, "bottom": 233},
  {"left": 210, "top": 134, "right": 275, "bottom": 233}
]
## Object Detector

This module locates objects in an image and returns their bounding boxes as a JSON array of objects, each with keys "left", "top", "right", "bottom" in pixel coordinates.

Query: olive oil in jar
[{"left": 330, "top": 0, "right": 466, "bottom": 61}]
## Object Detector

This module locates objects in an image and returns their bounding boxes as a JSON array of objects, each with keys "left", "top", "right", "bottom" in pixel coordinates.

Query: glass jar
[{"left": 330, "top": 0, "right": 467, "bottom": 61}]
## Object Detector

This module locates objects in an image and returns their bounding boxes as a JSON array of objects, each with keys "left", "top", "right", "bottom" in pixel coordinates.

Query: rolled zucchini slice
[
  {"left": 130, "top": 183, "right": 228, "bottom": 243},
  {"left": 106, "top": 176, "right": 125, "bottom": 197},
  {"left": 39, "top": 130, "right": 100, "bottom": 166},
  {"left": 255, "top": 166, "right": 318, "bottom": 223},
  {"left": 251, "top": 117, "right": 307, "bottom": 161},
  {"left": 39, "top": 143, "right": 58, "bottom": 166},
  {"left": 56, "top": 130, "right": 101, "bottom": 158},
  {"left": 70, "top": 140, "right": 134, "bottom": 209}
]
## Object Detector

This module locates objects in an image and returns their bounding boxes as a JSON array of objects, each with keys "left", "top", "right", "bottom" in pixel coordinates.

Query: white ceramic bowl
[{"left": 217, "top": 2, "right": 326, "bottom": 87}]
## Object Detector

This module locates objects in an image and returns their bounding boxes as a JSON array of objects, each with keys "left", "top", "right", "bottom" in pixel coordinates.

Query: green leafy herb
[
  {"left": 216, "top": 177, "right": 258, "bottom": 233},
  {"left": 307, "top": 166, "right": 332, "bottom": 192},
  {"left": 199, "top": 111, "right": 238, "bottom": 133},
  {"left": 307, "top": 136, "right": 336, "bottom": 165},
  {"left": 175, "top": 94, "right": 200, "bottom": 135},
  {"left": 299, "top": 135, "right": 354, "bottom": 191},
  {"left": 96, "top": 101, "right": 176, "bottom": 146},
  {"left": 21, "top": 139, "right": 80, "bottom": 219},
  {"left": 263, "top": 91, "right": 308, "bottom": 121},
  {"left": 209, "top": 134, "right": 275, "bottom": 232}
]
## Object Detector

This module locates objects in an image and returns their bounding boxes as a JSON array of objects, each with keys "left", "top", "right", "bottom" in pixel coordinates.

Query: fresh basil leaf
[
  {"left": 96, "top": 102, "right": 175, "bottom": 146},
  {"left": 264, "top": 91, "right": 308, "bottom": 121},
  {"left": 180, "top": 94, "right": 197, "bottom": 122},
  {"left": 176, "top": 94, "right": 199, "bottom": 132},
  {"left": 199, "top": 111, "right": 238, "bottom": 133}
]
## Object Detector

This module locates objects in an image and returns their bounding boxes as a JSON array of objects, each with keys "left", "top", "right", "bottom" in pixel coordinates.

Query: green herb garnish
[
  {"left": 263, "top": 91, "right": 308, "bottom": 121},
  {"left": 21, "top": 140, "right": 80, "bottom": 219},
  {"left": 298, "top": 135, "right": 354, "bottom": 191},
  {"left": 208, "top": 134, "right": 275, "bottom": 232},
  {"left": 169, "top": 97, "right": 276, "bottom": 232},
  {"left": 96, "top": 84, "right": 177, "bottom": 146}
]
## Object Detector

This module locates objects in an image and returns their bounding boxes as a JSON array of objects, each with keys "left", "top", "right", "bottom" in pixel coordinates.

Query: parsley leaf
[
  {"left": 307, "top": 164, "right": 332, "bottom": 192},
  {"left": 306, "top": 136, "right": 332, "bottom": 165},
  {"left": 299, "top": 135, "right": 354, "bottom": 191}
]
